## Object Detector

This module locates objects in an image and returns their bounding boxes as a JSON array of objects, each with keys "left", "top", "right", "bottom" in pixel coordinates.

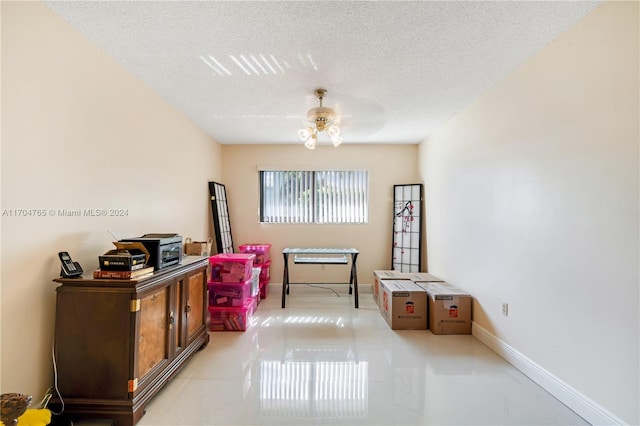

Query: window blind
[{"left": 260, "top": 170, "right": 368, "bottom": 224}]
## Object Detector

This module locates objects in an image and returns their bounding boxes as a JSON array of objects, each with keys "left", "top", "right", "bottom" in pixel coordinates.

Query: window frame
[{"left": 259, "top": 169, "right": 369, "bottom": 225}]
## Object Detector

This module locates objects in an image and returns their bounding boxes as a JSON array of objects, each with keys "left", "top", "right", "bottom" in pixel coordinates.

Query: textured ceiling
[{"left": 45, "top": 1, "right": 601, "bottom": 146}]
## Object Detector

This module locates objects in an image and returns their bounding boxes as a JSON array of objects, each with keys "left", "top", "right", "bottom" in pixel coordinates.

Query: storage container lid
[{"left": 209, "top": 253, "right": 256, "bottom": 263}]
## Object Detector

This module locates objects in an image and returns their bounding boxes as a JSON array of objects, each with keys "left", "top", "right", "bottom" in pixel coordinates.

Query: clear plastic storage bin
[
  {"left": 238, "top": 243, "right": 272, "bottom": 264},
  {"left": 209, "top": 253, "right": 255, "bottom": 283},
  {"left": 208, "top": 297, "right": 256, "bottom": 331}
]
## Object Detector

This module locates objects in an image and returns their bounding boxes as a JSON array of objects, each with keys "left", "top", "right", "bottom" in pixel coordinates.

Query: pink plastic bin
[
  {"left": 238, "top": 243, "right": 272, "bottom": 264},
  {"left": 259, "top": 278, "right": 270, "bottom": 299},
  {"left": 259, "top": 261, "right": 271, "bottom": 282},
  {"left": 208, "top": 280, "right": 253, "bottom": 307},
  {"left": 208, "top": 298, "right": 256, "bottom": 331},
  {"left": 209, "top": 253, "right": 255, "bottom": 283}
]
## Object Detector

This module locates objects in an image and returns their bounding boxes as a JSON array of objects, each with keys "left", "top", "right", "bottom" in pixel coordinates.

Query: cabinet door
[
  {"left": 136, "top": 283, "right": 172, "bottom": 391},
  {"left": 55, "top": 289, "right": 132, "bottom": 399},
  {"left": 185, "top": 268, "right": 207, "bottom": 345}
]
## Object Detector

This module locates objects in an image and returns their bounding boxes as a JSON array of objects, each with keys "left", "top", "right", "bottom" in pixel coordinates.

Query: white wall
[
  {"left": 1, "top": 2, "right": 222, "bottom": 397},
  {"left": 418, "top": 1, "right": 638, "bottom": 424}
]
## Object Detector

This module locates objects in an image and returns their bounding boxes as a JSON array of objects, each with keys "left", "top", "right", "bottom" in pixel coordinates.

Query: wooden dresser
[{"left": 50, "top": 256, "right": 210, "bottom": 426}]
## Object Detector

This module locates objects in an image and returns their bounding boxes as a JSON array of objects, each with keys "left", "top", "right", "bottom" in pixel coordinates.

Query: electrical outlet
[{"left": 502, "top": 303, "right": 509, "bottom": 317}]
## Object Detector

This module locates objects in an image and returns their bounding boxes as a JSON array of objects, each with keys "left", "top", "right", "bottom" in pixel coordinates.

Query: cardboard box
[
  {"left": 372, "top": 271, "right": 444, "bottom": 306},
  {"left": 372, "top": 270, "right": 410, "bottom": 306},
  {"left": 98, "top": 242, "right": 150, "bottom": 271},
  {"left": 400, "top": 272, "right": 444, "bottom": 283},
  {"left": 421, "top": 282, "right": 472, "bottom": 335},
  {"left": 184, "top": 237, "right": 213, "bottom": 256},
  {"left": 379, "top": 279, "right": 427, "bottom": 330}
]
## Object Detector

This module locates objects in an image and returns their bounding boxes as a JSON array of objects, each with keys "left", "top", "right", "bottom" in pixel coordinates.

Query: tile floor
[{"left": 137, "top": 285, "right": 588, "bottom": 426}]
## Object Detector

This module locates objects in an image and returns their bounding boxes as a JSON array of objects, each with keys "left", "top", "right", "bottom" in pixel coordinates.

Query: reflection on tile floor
[{"left": 138, "top": 287, "right": 588, "bottom": 425}]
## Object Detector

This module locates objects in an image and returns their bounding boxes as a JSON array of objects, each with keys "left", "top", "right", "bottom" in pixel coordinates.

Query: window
[{"left": 260, "top": 170, "right": 369, "bottom": 224}]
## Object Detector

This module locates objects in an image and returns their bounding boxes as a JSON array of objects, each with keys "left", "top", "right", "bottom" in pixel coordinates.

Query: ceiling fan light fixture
[{"left": 298, "top": 89, "right": 342, "bottom": 149}]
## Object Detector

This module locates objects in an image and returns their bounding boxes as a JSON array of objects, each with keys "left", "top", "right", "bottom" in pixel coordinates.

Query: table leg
[
  {"left": 352, "top": 253, "right": 359, "bottom": 308},
  {"left": 281, "top": 253, "right": 289, "bottom": 308}
]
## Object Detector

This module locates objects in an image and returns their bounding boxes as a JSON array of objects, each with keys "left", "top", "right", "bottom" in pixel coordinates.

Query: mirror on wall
[{"left": 208, "top": 181, "right": 234, "bottom": 254}]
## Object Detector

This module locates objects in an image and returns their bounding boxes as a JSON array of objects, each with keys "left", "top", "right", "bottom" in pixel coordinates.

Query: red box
[
  {"left": 208, "top": 298, "right": 256, "bottom": 331},
  {"left": 209, "top": 253, "right": 255, "bottom": 282},
  {"left": 259, "top": 278, "right": 270, "bottom": 299},
  {"left": 208, "top": 280, "right": 253, "bottom": 307},
  {"left": 238, "top": 243, "right": 271, "bottom": 264},
  {"left": 259, "top": 261, "right": 271, "bottom": 282}
]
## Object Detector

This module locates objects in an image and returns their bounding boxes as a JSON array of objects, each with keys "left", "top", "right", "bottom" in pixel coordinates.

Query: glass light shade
[
  {"left": 298, "top": 128, "right": 311, "bottom": 142},
  {"left": 331, "top": 135, "right": 343, "bottom": 147},
  {"left": 304, "top": 137, "right": 316, "bottom": 150},
  {"left": 327, "top": 125, "right": 340, "bottom": 138}
]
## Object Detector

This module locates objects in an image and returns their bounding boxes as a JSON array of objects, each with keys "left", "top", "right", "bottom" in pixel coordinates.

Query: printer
[{"left": 120, "top": 233, "right": 183, "bottom": 270}]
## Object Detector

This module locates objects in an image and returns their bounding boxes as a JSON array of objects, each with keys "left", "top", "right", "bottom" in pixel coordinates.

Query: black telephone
[{"left": 58, "top": 251, "right": 84, "bottom": 278}]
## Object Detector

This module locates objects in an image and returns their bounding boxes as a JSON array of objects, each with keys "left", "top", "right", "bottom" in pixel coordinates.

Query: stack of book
[
  {"left": 94, "top": 249, "right": 154, "bottom": 280},
  {"left": 93, "top": 265, "right": 154, "bottom": 280}
]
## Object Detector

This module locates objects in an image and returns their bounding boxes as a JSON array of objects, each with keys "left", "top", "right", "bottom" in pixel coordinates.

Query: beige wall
[
  {"left": 418, "top": 1, "right": 638, "bottom": 424},
  {"left": 221, "top": 144, "right": 419, "bottom": 286},
  {"left": 1, "top": 2, "right": 222, "bottom": 396}
]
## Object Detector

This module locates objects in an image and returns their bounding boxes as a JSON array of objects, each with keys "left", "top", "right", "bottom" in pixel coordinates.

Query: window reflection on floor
[{"left": 259, "top": 359, "right": 368, "bottom": 418}]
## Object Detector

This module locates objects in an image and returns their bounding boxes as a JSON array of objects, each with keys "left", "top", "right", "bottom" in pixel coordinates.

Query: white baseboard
[{"left": 472, "top": 322, "right": 626, "bottom": 426}]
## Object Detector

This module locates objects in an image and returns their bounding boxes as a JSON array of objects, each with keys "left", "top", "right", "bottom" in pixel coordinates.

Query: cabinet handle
[
  {"left": 185, "top": 304, "right": 191, "bottom": 314},
  {"left": 169, "top": 312, "right": 175, "bottom": 329}
]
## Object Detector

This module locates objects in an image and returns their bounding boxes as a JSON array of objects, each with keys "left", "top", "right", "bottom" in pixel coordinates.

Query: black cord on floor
[{"left": 305, "top": 283, "right": 341, "bottom": 297}]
